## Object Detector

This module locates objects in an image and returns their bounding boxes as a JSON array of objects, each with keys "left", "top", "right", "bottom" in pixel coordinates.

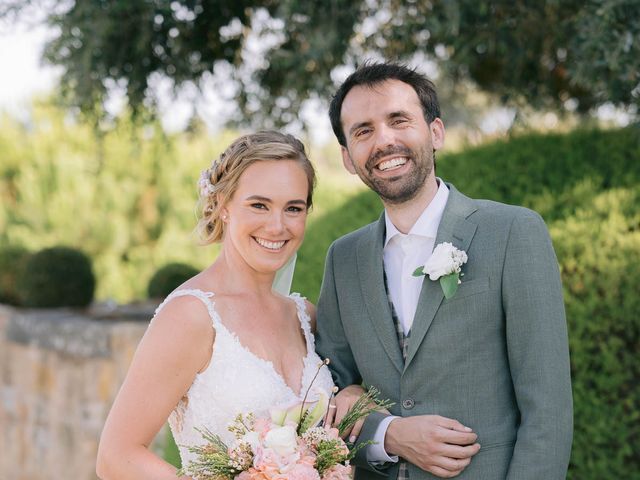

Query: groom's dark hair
[{"left": 329, "top": 61, "right": 441, "bottom": 147}]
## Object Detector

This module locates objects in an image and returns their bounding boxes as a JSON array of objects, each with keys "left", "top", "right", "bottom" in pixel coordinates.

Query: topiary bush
[
  {"left": 0, "top": 245, "right": 31, "bottom": 306},
  {"left": 147, "top": 262, "right": 199, "bottom": 299},
  {"left": 18, "top": 246, "right": 96, "bottom": 308}
]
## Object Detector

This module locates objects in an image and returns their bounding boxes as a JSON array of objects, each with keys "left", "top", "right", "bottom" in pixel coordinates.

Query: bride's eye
[{"left": 250, "top": 202, "right": 267, "bottom": 210}]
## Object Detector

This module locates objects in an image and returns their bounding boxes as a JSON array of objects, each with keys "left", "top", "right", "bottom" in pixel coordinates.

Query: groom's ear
[
  {"left": 429, "top": 117, "right": 446, "bottom": 151},
  {"left": 341, "top": 146, "right": 357, "bottom": 175}
]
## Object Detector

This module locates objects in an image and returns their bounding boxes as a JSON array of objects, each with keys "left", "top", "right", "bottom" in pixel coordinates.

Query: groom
[{"left": 316, "top": 62, "right": 573, "bottom": 479}]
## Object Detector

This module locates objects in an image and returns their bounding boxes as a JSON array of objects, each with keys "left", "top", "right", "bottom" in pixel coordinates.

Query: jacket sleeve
[
  {"left": 502, "top": 211, "right": 573, "bottom": 480},
  {"left": 316, "top": 242, "right": 394, "bottom": 475},
  {"left": 315, "top": 242, "right": 362, "bottom": 389}
]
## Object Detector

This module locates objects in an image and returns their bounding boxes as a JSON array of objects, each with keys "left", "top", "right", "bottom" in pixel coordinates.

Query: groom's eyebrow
[{"left": 348, "top": 121, "right": 372, "bottom": 136}]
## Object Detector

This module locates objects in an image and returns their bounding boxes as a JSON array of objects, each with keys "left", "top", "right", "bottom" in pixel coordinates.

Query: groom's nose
[{"left": 373, "top": 123, "right": 396, "bottom": 151}]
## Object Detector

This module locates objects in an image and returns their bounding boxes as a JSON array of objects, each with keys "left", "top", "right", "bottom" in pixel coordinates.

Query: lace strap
[
  {"left": 289, "top": 293, "right": 314, "bottom": 350},
  {"left": 152, "top": 288, "right": 220, "bottom": 329}
]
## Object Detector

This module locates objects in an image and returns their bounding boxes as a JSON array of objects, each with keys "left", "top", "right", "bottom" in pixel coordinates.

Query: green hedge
[
  {"left": 291, "top": 126, "right": 639, "bottom": 478},
  {"left": 552, "top": 188, "right": 639, "bottom": 478}
]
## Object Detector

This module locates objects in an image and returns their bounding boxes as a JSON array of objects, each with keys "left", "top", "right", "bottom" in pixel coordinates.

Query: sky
[
  {"left": 0, "top": 22, "right": 60, "bottom": 118},
  {"left": 0, "top": 19, "right": 203, "bottom": 133}
]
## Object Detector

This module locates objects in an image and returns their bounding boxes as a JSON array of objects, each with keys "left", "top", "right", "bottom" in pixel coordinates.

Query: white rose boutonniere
[{"left": 413, "top": 242, "right": 468, "bottom": 299}]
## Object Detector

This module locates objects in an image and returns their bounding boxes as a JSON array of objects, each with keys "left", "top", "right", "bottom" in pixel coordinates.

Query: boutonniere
[{"left": 412, "top": 242, "right": 468, "bottom": 299}]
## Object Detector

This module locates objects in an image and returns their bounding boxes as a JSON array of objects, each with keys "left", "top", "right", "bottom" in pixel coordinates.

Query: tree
[{"left": 6, "top": 0, "right": 639, "bottom": 126}]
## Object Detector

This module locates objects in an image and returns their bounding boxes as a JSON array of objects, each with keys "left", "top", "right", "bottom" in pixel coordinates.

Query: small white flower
[
  {"left": 422, "top": 242, "right": 468, "bottom": 281},
  {"left": 198, "top": 169, "right": 216, "bottom": 197},
  {"left": 240, "top": 431, "right": 261, "bottom": 452}
]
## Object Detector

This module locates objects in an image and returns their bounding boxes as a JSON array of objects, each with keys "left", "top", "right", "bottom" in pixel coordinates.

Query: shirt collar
[{"left": 384, "top": 179, "right": 450, "bottom": 247}]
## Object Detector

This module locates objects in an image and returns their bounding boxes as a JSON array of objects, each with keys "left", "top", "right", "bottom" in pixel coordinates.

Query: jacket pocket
[{"left": 443, "top": 276, "right": 490, "bottom": 302}]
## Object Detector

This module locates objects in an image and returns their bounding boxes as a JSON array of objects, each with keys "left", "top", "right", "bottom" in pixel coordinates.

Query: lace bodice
[{"left": 152, "top": 288, "right": 335, "bottom": 467}]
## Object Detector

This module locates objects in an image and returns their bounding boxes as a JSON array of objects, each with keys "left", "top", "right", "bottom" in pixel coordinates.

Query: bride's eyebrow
[
  {"left": 245, "top": 195, "right": 272, "bottom": 202},
  {"left": 244, "top": 195, "right": 307, "bottom": 206}
]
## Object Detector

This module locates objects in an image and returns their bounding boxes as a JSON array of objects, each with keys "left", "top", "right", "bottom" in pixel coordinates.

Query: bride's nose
[{"left": 264, "top": 210, "right": 285, "bottom": 234}]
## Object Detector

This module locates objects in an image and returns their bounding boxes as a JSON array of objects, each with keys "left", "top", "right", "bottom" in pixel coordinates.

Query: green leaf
[
  {"left": 412, "top": 266, "right": 425, "bottom": 277},
  {"left": 440, "top": 273, "right": 460, "bottom": 299}
]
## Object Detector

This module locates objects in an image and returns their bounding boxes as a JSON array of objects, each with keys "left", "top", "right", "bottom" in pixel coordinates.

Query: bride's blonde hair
[{"left": 197, "top": 131, "right": 315, "bottom": 245}]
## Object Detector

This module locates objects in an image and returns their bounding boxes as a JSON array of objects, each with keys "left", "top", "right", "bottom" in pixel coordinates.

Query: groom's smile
[{"left": 376, "top": 156, "right": 408, "bottom": 172}]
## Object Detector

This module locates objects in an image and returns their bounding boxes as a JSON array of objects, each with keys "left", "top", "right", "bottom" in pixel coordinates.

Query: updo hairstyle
[{"left": 197, "top": 131, "right": 316, "bottom": 245}]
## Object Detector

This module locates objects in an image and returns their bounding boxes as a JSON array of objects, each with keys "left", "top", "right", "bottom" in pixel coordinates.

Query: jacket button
[{"left": 402, "top": 398, "right": 415, "bottom": 410}]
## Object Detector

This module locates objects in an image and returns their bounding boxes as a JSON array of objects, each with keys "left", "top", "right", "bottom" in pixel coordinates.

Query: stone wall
[{"left": 0, "top": 303, "right": 163, "bottom": 480}]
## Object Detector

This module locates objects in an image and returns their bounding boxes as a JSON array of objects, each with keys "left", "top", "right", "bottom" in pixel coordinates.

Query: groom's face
[{"left": 339, "top": 79, "right": 444, "bottom": 204}]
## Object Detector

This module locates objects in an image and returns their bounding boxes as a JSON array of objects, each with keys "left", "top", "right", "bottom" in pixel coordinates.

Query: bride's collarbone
[
  {"left": 214, "top": 296, "right": 306, "bottom": 351},
  {"left": 215, "top": 295, "right": 298, "bottom": 329}
]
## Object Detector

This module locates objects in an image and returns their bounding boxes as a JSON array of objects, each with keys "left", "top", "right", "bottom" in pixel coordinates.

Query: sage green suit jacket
[{"left": 316, "top": 184, "right": 573, "bottom": 480}]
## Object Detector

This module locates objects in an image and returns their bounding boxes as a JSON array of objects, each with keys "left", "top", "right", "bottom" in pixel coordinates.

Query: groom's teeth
[
  {"left": 255, "top": 238, "right": 286, "bottom": 250},
  {"left": 378, "top": 157, "right": 407, "bottom": 171}
]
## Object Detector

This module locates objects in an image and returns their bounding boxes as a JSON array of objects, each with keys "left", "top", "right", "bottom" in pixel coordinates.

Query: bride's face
[{"left": 221, "top": 160, "right": 309, "bottom": 274}]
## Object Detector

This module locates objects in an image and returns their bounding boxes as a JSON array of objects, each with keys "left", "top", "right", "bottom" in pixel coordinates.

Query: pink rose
[
  {"left": 322, "top": 463, "right": 352, "bottom": 480},
  {"left": 286, "top": 463, "right": 321, "bottom": 480}
]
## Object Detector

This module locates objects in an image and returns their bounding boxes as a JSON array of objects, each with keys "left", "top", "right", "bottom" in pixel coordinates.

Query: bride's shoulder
[{"left": 151, "top": 292, "right": 215, "bottom": 340}]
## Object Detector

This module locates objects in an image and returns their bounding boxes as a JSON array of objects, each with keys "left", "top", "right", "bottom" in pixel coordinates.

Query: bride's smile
[{"left": 253, "top": 236, "right": 287, "bottom": 251}]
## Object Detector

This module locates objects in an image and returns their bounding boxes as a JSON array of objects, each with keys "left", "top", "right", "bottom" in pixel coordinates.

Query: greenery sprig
[
  {"left": 176, "top": 427, "right": 240, "bottom": 480},
  {"left": 336, "top": 386, "right": 395, "bottom": 437}
]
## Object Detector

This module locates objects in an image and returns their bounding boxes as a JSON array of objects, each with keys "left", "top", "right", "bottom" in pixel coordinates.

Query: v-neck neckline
[{"left": 211, "top": 291, "right": 312, "bottom": 398}]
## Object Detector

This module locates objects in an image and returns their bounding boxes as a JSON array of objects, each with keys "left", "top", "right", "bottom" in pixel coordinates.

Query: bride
[{"left": 96, "top": 131, "right": 338, "bottom": 479}]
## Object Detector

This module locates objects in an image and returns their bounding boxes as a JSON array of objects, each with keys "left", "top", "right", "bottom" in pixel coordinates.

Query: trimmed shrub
[
  {"left": 18, "top": 246, "right": 95, "bottom": 308},
  {"left": 147, "top": 262, "right": 199, "bottom": 299},
  {"left": 0, "top": 246, "right": 31, "bottom": 305}
]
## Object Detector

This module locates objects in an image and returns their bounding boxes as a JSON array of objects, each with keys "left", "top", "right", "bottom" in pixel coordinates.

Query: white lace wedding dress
[{"left": 152, "top": 288, "right": 335, "bottom": 467}]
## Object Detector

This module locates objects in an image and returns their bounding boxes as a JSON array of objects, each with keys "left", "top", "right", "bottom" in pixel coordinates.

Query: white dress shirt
[
  {"left": 383, "top": 180, "right": 449, "bottom": 334},
  {"left": 367, "top": 179, "right": 450, "bottom": 463}
]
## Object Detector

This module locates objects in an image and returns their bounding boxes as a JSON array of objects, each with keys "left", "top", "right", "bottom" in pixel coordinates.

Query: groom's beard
[{"left": 355, "top": 143, "right": 434, "bottom": 205}]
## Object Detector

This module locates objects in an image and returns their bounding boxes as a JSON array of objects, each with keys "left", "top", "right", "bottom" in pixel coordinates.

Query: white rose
[
  {"left": 264, "top": 425, "right": 298, "bottom": 456},
  {"left": 423, "top": 242, "right": 468, "bottom": 281}
]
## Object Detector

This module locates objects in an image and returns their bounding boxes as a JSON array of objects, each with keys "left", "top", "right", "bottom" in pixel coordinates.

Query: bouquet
[{"left": 177, "top": 361, "right": 393, "bottom": 480}]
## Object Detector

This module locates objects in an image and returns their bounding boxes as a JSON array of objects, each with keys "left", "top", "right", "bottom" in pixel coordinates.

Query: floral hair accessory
[
  {"left": 413, "top": 242, "right": 468, "bottom": 299},
  {"left": 198, "top": 168, "right": 216, "bottom": 197}
]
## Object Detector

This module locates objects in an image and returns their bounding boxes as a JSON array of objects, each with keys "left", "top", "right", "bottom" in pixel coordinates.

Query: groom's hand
[{"left": 385, "top": 415, "right": 480, "bottom": 478}]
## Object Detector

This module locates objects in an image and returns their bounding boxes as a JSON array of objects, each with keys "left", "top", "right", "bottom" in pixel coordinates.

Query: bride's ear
[{"left": 217, "top": 194, "right": 229, "bottom": 222}]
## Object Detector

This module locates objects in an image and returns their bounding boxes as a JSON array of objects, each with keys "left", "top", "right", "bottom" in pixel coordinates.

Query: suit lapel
[
  {"left": 404, "top": 185, "right": 479, "bottom": 370},
  {"left": 356, "top": 214, "right": 404, "bottom": 374}
]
